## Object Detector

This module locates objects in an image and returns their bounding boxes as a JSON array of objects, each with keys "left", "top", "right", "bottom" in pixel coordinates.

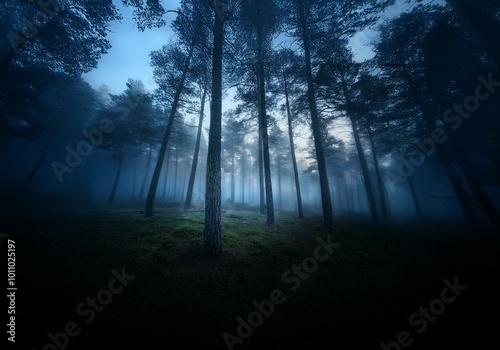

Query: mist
[{"left": 0, "top": 1, "right": 498, "bottom": 349}]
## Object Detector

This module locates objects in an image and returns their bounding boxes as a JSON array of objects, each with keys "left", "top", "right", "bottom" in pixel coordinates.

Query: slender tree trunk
[
  {"left": 257, "top": 26, "right": 274, "bottom": 225},
  {"left": 231, "top": 146, "right": 235, "bottom": 203},
  {"left": 138, "top": 146, "right": 153, "bottom": 199},
  {"left": 241, "top": 150, "right": 246, "bottom": 204},
  {"left": 297, "top": 2, "right": 333, "bottom": 229},
  {"left": 174, "top": 150, "right": 179, "bottom": 199},
  {"left": 21, "top": 137, "right": 53, "bottom": 189},
  {"left": 258, "top": 113, "right": 266, "bottom": 214},
  {"left": 144, "top": 41, "right": 195, "bottom": 217},
  {"left": 185, "top": 87, "right": 207, "bottom": 209},
  {"left": 344, "top": 172, "right": 352, "bottom": 212},
  {"left": 284, "top": 74, "right": 304, "bottom": 218},
  {"left": 180, "top": 161, "right": 187, "bottom": 200},
  {"left": 356, "top": 174, "right": 362, "bottom": 211},
  {"left": 277, "top": 160, "right": 283, "bottom": 210},
  {"left": 163, "top": 148, "right": 171, "bottom": 198},
  {"left": 367, "top": 125, "right": 389, "bottom": 221},
  {"left": 204, "top": 8, "right": 223, "bottom": 256},
  {"left": 108, "top": 154, "right": 124, "bottom": 205},
  {"left": 349, "top": 117, "right": 379, "bottom": 223},
  {"left": 338, "top": 67, "right": 378, "bottom": 222}
]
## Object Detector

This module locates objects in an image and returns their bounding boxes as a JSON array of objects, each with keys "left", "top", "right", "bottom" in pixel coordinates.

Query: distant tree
[
  {"left": 222, "top": 119, "right": 245, "bottom": 203},
  {"left": 275, "top": 48, "right": 305, "bottom": 218},
  {"left": 95, "top": 79, "right": 158, "bottom": 205},
  {"left": 184, "top": 81, "right": 209, "bottom": 209}
]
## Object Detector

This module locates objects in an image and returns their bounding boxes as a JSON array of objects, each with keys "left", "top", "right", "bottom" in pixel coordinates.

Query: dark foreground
[{"left": 1, "top": 208, "right": 499, "bottom": 350}]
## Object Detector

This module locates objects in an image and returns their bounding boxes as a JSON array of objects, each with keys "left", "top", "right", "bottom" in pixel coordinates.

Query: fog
[{"left": 1, "top": 1, "right": 499, "bottom": 349}]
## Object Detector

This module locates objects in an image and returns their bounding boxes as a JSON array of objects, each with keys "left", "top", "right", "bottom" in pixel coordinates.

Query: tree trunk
[
  {"left": 231, "top": 146, "right": 235, "bottom": 203},
  {"left": 174, "top": 149, "right": 179, "bottom": 199},
  {"left": 144, "top": 41, "right": 195, "bottom": 217},
  {"left": 277, "top": 159, "right": 283, "bottom": 210},
  {"left": 258, "top": 112, "right": 266, "bottom": 214},
  {"left": 203, "top": 9, "right": 223, "bottom": 256},
  {"left": 163, "top": 148, "right": 171, "bottom": 198},
  {"left": 138, "top": 146, "right": 153, "bottom": 199},
  {"left": 349, "top": 117, "right": 379, "bottom": 223},
  {"left": 241, "top": 150, "right": 246, "bottom": 203},
  {"left": 367, "top": 125, "right": 389, "bottom": 221},
  {"left": 338, "top": 66, "right": 378, "bottom": 222},
  {"left": 257, "top": 25, "right": 274, "bottom": 225},
  {"left": 185, "top": 87, "right": 207, "bottom": 210},
  {"left": 108, "top": 154, "right": 124, "bottom": 206},
  {"left": 21, "top": 137, "right": 52, "bottom": 189},
  {"left": 284, "top": 74, "right": 304, "bottom": 218},
  {"left": 344, "top": 172, "right": 352, "bottom": 212},
  {"left": 297, "top": 1, "right": 333, "bottom": 229}
]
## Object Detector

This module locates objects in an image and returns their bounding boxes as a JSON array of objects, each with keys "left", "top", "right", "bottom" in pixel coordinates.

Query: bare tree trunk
[
  {"left": 185, "top": 87, "right": 207, "bottom": 209},
  {"left": 277, "top": 159, "right": 283, "bottom": 210},
  {"left": 204, "top": 8, "right": 223, "bottom": 256},
  {"left": 163, "top": 148, "right": 171, "bottom": 198},
  {"left": 350, "top": 117, "right": 379, "bottom": 223},
  {"left": 257, "top": 25, "right": 274, "bottom": 225},
  {"left": 241, "top": 150, "right": 246, "bottom": 204},
  {"left": 297, "top": 1, "right": 333, "bottom": 228},
  {"left": 258, "top": 113, "right": 265, "bottom": 214},
  {"left": 174, "top": 149, "right": 179, "bottom": 199},
  {"left": 231, "top": 146, "right": 235, "bottom": 203},
  {"left": 367, "top": 125, "right": 389, "bottom": 221},
  {"left": 284, "top": 74, "right": 304, "bottom": 218}
]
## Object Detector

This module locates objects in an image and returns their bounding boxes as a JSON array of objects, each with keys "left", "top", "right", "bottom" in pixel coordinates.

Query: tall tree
[
  {"left": 0, "top": 0, "right": 121, "bottom": 76},
  {"left": 236, "top": 0, "right": 281, "bottom": 224},
  {"left": 275, "top": 49, "right": 305, "bottom": 218},
  {"left": 184, "top": 83, "right": 209, "bottom": 209},
  {"left": 284, "top": 0, "right": 393, "bottom": 228}
]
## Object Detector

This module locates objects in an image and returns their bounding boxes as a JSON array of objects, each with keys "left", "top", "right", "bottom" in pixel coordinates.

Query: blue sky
[{"left": 83, "top": 0, "right": 181, "bottom": 94}]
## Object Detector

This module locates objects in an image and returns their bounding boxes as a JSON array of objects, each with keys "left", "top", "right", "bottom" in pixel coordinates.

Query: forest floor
[{"left": 1, "top": 205, "right": 499, "bottom": 350}]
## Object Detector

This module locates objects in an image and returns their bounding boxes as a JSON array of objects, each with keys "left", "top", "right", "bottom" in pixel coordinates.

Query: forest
[{"left": 0, "top": 0, "right": 499, "bottom": 349}]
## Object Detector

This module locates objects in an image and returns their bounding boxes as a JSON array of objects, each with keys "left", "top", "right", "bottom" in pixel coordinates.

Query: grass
[{"left": 0, "top": 208, "right": 498, "bottom": 350}]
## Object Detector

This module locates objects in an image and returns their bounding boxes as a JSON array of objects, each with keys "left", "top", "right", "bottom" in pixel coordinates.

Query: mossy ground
[{"left": 1, "top": 208, "right": 498, "bottom": 349}]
